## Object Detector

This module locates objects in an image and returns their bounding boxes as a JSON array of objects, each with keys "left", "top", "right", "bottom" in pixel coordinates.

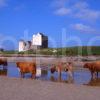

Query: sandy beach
[{"left": 0, "top": 76, "right": 100, "bottom": 100}]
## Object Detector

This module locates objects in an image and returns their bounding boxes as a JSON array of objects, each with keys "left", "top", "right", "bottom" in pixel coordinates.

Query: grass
[{"left": 0, "top": 46, "right": 100, "bottom": 56}]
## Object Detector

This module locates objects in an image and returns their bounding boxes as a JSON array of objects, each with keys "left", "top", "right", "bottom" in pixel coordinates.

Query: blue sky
[{"left": 0, "top": 0, "right": 100, "bottom": 50}]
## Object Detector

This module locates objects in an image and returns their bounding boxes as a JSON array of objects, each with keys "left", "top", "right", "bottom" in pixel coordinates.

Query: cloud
[
  {"left": 0, "top": 0, "right": 7, "bottom": 8},
  {"left": 51, "top": 0, "right": 71, "bottom": 16},
  {"left": 52, "top": 0, "right": 100, "bottom": 22},
  {"left": 71, "top": 23, "right": 99, "bottom": 34},
  {"left": 73, "top": 1, "right": 89, "bottom": 10},
  {"left": 73, "top": 1, "right": 100, "bottom": 22},
  {"left": 74, "top": 9, "right": 100, "bottom": 22},
  {"left": 54, "top": 7, "right": 71, "bottom": 16}
]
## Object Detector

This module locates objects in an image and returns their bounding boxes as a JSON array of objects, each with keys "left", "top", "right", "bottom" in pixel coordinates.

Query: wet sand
[{"left": 0, "top": 76, "right": 100, "bottom": 100}]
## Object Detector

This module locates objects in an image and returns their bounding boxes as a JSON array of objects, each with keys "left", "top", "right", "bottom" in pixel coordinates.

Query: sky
[{"left": 0, "top": 0, "right": 100, "bottom": 50}]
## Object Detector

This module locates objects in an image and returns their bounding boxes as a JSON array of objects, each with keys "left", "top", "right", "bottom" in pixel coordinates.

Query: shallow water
[{"left": 0, "top": 62, "right": 100, "bottom": 86}]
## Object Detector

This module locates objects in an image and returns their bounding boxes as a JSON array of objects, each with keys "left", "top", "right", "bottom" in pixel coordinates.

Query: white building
[
  {"left": 19, "top": 40, "right": 26, "bottom": 52},
  {"left": 32, "top": 33, "right": 48, "bottom": 49},
  {"left": 18, "top": 33, "right": 48, "bottom": 52},
  {"left": 32, "top": 33, "right": 42, "bottom": 46}
]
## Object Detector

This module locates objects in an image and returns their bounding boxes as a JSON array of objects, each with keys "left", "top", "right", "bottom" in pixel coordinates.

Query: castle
[{"left": 19, "top": 33, "right": 48, "bottom": 52}]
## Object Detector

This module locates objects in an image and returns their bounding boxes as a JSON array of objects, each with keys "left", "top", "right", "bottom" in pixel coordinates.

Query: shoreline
[
  {"left": 0, "top": 55, "right": 100, "bottom": 63},
  {"left": 0, "top": 56, "right": 100, "bottom": 68}
]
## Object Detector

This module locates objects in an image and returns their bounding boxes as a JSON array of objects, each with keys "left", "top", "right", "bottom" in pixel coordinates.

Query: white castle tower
[
  {"left": 32, "top": 33, "right": 42, "bottom": 46},
  {"left": 19, "top": 40, "right": 26, "bottom": 52},
  {"left": 32, "top": 33, "right": 48, "bottom": 49}
]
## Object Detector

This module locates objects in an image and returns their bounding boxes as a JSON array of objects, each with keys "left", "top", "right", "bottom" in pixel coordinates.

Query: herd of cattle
[{"left": 0, "top": 58, "right": 100, "bottom": 79}]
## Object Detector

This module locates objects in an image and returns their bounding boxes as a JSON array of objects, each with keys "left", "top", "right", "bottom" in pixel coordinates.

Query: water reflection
[
  {"left": 0, "top": 58, "right": 8, "bottom": 76},
  {"left": 0, "top": 69, "right": 7, "bottom": 76},
  {"left": 50, "top": 75, "right": 74, "bottom": 84},
  {"left": 0, "top": 62, "right": 100, "bottom": 86},
  {"left": 85, "top": 78, "right": 100, "bottom": 86}
]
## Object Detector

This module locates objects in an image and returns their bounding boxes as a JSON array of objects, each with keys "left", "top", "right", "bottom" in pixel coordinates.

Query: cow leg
[
  {"left": 58, "top": 67, "right": 62, "bottom": 77},
  {"left": 3, "top": 65, "right": 7, "bottom": 70},
  {"left": 97, "top": 72, "right": 99, "bottom": 78},
  {"left": 21, "top": 72, "right": 24, "bottom": 78},
  {"left": 31, "top": 70, "right": 36, "bottom": 79},
  {"left": 31, "top": 73, "right": 36, "bottom": 79},
  {"left": 90, "top": 71, "right": 94, "bottom": 79},
  {"left": 31, "top": 73, "right": 33, "bottom": 79},
  {"left": 58, "top": 74, "right": 62, "bottom": 82}
]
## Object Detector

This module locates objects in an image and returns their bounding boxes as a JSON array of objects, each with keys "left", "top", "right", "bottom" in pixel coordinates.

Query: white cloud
[
  {"left": 0, "top": 0, "right": 7, "bottom": 8},
  {"left": 71, "top": 23, "right": 98, "bottom": 34},
  {"left": 73, "top": 2, "right": 100, "bottom": 22},
  {"left": 52, "top": 0, "right": 100, "bottom": 22},
  {"left": 54, "top": 7, "right": 71, "bottom": 16},
  {"left": 75, "top": 9, "right": 100, "bottom": 21},
  {"left": 73, "top": 1, "right": 89, "bottom": 10}
]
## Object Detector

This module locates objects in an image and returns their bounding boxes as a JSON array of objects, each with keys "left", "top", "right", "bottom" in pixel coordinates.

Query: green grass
[{"left": 1, "top": 46, "right": 100, "bottom": 56}]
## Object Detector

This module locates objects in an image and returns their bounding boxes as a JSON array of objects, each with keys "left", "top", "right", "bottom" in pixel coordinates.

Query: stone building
[
  {"left": 32, "top": 33, "right": 48, "bottom": 49},
  {"left": 25, "top": 41, "right": 32, "bottom": 51},
  {"left": 18, "top": 33, "right": 48, "bottom": 52}
]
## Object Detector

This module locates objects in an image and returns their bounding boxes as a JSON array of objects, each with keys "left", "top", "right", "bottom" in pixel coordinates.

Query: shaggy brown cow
[
  {"left": 16, "top": 62, "right": 36, "bottom": 79},
  {"left": 84, "top": 62, "right": 100, "bottom": 78},
  {"left": 51, "top": 62, "right": 74, "bottom": 82},
  {"left": 50, "top": 62, "right": 72, "bottom": 75},
  {"left": 0, "top": 58, "right": 8, "bottom": 70}
]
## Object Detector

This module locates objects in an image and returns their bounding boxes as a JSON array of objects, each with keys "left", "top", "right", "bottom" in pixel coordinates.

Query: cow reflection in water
[
  {"left": 0, "top": 69, "right": 7, "bottom": 76},
  {"left": 50, "top": 75, "right": 74, "bottom": 84},
  {"left": 85, "top": 78, "right": 100, "bottom": 86},
  {"left": 0, "top": 58, "right": 8, "bottom": 70},
  {"left": 50, "top": 62, "right": 74, "bottom": 83},
  {"left": 0, "top": 58, "right": 8, "bottom": 76}
]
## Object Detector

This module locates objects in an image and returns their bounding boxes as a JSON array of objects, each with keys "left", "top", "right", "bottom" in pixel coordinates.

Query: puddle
[{"left": 0, "top": 62, "right": 100, "bottom": 86}]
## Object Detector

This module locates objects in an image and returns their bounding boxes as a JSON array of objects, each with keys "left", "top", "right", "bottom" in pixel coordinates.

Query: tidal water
[{"left": 0, "top": 62, "right": 100, "bottom": 86}]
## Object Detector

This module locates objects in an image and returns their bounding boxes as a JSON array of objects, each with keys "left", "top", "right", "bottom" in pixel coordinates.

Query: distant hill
[{"left": 58, "top": 46, "right": 100, "bottom": 56}]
